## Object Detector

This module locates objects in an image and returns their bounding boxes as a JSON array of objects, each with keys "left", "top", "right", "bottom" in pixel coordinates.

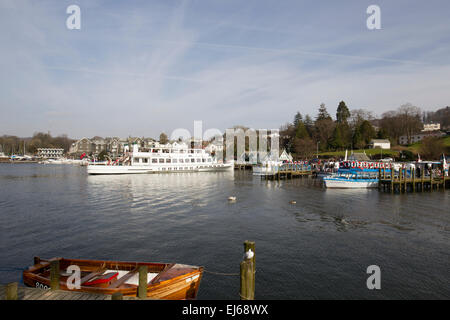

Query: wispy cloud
[{"left": 1, "top": 0, "right": 450, "bottom": 138}]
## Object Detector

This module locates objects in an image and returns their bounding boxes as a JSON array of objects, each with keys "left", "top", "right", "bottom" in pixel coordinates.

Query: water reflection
[{"left": 1, "top": 165, "right": 449, "bottom": 299}]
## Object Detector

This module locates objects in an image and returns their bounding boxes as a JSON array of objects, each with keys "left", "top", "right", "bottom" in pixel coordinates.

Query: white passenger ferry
[{"left": 87, "top": 143, "right": 233, "bottom": 175}]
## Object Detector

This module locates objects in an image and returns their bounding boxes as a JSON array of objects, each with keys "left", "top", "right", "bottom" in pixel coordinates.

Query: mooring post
[
  {"left": 6, "top": 282, "right": 18, "bottom": 300},
  {"left": 138, "top": 265, "right": 148, "bottom": 299},
  {"left": 240, "top": 241, "right": 255, "bottom": 300},
  {"left": 50, "top": 259, "right": 60, "bottom": 290},
  {"left": 112, "top": 292, "right": 123, "bottom": 300}
]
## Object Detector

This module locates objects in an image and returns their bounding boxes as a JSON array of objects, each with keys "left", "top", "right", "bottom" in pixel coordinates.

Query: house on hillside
[{"left": 369, "top": 139, "right": 391, "bottom": 150}]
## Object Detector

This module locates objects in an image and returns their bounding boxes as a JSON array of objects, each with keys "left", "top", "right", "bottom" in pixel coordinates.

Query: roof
[
  {"left": 370, "top": 139, "right": 390, "bottom": 144},
  {"left": 348, "top": 152, "right": 371, "bottom": 161}
]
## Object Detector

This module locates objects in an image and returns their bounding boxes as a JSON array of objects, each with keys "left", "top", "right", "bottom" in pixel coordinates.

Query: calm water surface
[{"left": 0, "top": 164, "right": 449, "bottom": 299}]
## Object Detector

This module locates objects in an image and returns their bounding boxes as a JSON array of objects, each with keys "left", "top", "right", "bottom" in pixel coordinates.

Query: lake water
[{"left": 0, "top": 164, "right": 449, "bottom": 299}]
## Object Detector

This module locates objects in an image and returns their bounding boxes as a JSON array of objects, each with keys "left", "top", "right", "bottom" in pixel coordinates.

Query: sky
[{"left": 1, "top": 0, "right": 450, "bottom": 139}]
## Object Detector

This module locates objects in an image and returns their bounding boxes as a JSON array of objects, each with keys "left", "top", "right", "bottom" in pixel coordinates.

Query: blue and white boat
[{"left": 323, "top": 168, "right": 380, "bottom": 188}]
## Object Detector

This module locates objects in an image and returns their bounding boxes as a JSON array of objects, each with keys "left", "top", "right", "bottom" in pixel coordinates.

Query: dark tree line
[
  {"left": 280, "top": 102, "right": 441, "bottom": 159},
  {"left": 0, "top": 132, "right": 74, "bottom": 155},
  {"left": 280, "top": 101, "right": 381, "bottom": 158}
]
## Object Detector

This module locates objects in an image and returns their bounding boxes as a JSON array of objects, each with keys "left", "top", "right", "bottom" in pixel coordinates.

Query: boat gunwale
[{"left": 23, "top": 257, "right": 203, "bottom": 298}]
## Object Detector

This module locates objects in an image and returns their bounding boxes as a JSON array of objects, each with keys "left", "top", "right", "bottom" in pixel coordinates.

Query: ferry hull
[
  {"left": 87, "top": 163, "right": 234, "bottom": 175},
  {"left": 323, "top": 178, "right": 378, "bottom": 188}
]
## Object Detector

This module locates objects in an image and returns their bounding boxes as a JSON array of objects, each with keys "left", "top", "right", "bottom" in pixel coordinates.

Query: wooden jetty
[
  {"left": 261, "top": 164, "right": 313, "bottom": 180},
  {"left": 234, "top": 163, "right": 253, "bottom": 170},
  {"left": 0, "top": 283, "right": 139, "bottom": 300},
  {"left": 378, "top": 167, "right": 450, "bottom": 193}
]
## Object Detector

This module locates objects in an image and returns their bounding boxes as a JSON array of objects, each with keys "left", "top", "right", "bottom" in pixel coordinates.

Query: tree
[
  {"left": 330, "top": 125, "right": 345, "bottom": 150},
  {"left": 359, "top": 120, "right": 376, "bottom": 144},
  {"left": 159, "top": 132, "right": 168, "bottom": 144},
  {"left": 293, "top": 112, "right": 303, "bottom": 127},
  {"left": 316, "top": 103, "right": 332, "bottom": 121},
  {"left": 336, "top": 101, "right": 350, "bottom": 124},
  {"left": 293, "top": 137, "right": 316, "bottom": 159},
  {"left": 303, "top": 114, "right": 314, "bottom": 136},
  {"left": 419, "top": 137, "right": 445, "bottom": 160},
  {"left": 295, "top": 120, "right": 309, "bottom": 139},
  {"left": 352, "top": 126, "right": 365, "bottom": 149}
]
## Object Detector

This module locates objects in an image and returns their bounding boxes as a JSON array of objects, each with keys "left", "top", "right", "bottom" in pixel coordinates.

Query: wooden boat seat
[
  {"left": 80, "top": 268, "right": 107, "bottom": 285},
  {"left": 108, "top": 268, "right": 138, "bottom": 289}
]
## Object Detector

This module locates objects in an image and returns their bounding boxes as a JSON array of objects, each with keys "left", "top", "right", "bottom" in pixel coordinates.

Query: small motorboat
[{"left": 23, "top": 257, "right": 203, "bottom": 300}]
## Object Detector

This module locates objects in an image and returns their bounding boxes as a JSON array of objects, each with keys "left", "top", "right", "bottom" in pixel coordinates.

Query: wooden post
[
  {"left": 6, "top": 282, "right": 18, "bottom": 300},
  {"left": 112, "top": 292, "right": 123, "bottom": 300},
  {"left": 240, "top": 240, "right": 255, "bottom": 300},
  {"left": 412, "top": 168, "right": 415, "bottom": 192},
  {"left": 50, "top": 260, "right": 60, "bottom": 290},
  {"left": 390, "top": 165, "right": 394, "bottom": 194},
  {"left": 138, "top": 265, "right": 148, "bottom": 299},
  {"left": 430, "top": 168, "right": 433, "bottom": 191},
  {"left": 378, "top": 168, "right": 381, "bottom": 190}
]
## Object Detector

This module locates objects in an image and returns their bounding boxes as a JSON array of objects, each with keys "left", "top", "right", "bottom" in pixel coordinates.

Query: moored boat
[
  {"left": 87, "top": 143, "right": 233, "bottom": 175},
  {"left": 23, "top": 257, "right": 203, "bottom": 300}
]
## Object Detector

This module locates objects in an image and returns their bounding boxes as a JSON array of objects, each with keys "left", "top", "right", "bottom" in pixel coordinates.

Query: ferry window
[
  {"left": 143, "top": 158, "right": 148, "bottom": 163},
  {"left": 166, "top": 159, "right": 171, "bottom": 163},
  {"left": 196, "top": 150, "right": 200, "bottom": 153},
  {"left": 179, "top": 159, "right": 184, "bottom": 163},
  {"left": 135, "top": 158, "right": 141, "bottom": 163},
  {"left": 202, "top": 158, "right": 205, "bottom": 162},
  {"left": 159, "top": 159, "right": 164, "bottom": 163},
  {"left": 191, "top": 159, "right": 195, "bottom": 163},
  {"left": 196, "top": 158, "right": 201, "bottom": 162},
  {"left": 173, "top": 159, "right": 178, "bottom": 163},
  {"left": 208, "top": 159, "right": 211, "bottom": 162},
  {"left": 152, "top": 159, "right": 157, "bottom": 163}
]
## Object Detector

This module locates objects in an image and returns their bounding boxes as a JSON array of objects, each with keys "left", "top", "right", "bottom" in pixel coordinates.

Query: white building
[
  {"left": 423, "top": 123, "right": 440, "bottom": 132},
  {"left": 369, "top": 139, "right": 391, "bottom": 150},
  {"left": 37, "top": 148, "right": 64, "bottom": 159}
]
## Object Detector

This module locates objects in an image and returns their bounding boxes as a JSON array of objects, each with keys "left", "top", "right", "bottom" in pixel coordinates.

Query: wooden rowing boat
[{"left": 22, "top": 257, "right": 203, "bottom": 300}]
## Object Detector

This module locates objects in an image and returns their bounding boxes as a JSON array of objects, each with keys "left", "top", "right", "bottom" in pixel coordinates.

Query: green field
[{"left": 318, "top": 148, "right": 398, "bottom": 159}]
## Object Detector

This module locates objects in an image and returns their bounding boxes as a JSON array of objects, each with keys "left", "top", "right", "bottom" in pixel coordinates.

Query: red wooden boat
[{"left": 23, "top": 257, "right": 203, "bottom": 299}]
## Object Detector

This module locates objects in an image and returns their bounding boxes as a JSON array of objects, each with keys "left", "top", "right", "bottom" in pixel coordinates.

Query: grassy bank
[{"left": 318, "top": 148, "right": 398, "bottom": 159}]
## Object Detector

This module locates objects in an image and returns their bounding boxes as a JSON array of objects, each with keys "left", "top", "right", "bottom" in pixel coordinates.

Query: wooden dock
[
  {"left": 262, "top": 164, "right": 313, "bottom": 180},
  {"left": 378, "top": 167, "right": 450, "bottom": 193},
  {"left": 234, "top": 163, "right": 253, "bottom": 170},
  {"left": 0, "top": 283, "right": 138, "bottom": 300}
]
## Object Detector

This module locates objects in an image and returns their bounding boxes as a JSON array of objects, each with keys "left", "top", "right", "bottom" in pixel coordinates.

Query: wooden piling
[
  {"left": 112, "top": 292, "right": 123, "bottom": 300},
  {"left": 240, "top": 241, "right": 255, "bottom": 300},
  {"left": 138, "top": 265, "right": 148, "bottom": 299},
  {"left": 6, "top": 282, "right": 18, "bottom": 300},
  {"left": 50, "top": 260, "right": 60, "bottom": 290}
]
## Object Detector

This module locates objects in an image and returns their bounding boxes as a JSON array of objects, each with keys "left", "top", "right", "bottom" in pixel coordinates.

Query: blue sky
[{"left": 1, "top": 0, "right": 450, "bottom": 139}]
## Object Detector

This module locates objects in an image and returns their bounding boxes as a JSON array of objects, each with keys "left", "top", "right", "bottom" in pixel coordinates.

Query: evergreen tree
[
  {"left": 303, "top": 114, "right": 314, "bottom": 136},
  {"left": 293, "top": 112, "right": 303, "bottom": 127},
  {"left": 331, "top": 125, "right": 344, "bottom": 150},
  {"left": 336, "top": 101, "right": 350, "bottom": 124},
  {"left": 295, "top": 121, "right": 309, "bottom": 139},
  {"left": 316, "top": 103, "right": 332, "bottom": 121},
  {"left": 352, "top": 126, "right": 365, "bottom": 149}
]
